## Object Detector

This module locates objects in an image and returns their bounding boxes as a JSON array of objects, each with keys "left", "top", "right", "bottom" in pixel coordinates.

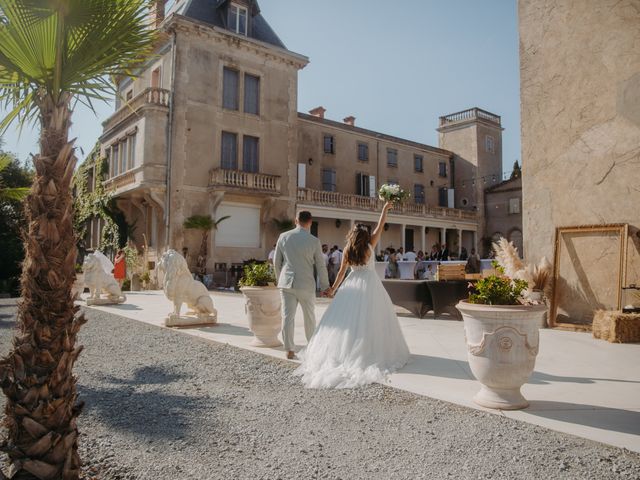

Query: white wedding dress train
[{"left": 294, "top": 245, "right": 410, "bottom": 388}]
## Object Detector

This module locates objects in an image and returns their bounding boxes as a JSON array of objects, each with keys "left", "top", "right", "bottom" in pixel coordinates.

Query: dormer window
[{"left": 228, "top": 3, "right": 248, "bottom": 35}]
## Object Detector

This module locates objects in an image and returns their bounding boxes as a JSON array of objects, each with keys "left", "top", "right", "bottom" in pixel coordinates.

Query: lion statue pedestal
[
  {"left": 83, "top": 254, "right": 126, "bottom": 305},
  {"left": 158, "top": 249, "right": 217, "bottom": 328}
]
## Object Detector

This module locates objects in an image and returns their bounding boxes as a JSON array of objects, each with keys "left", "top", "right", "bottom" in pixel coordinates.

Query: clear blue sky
[{"left": 1, "top": 0, "right": 520, "bottom": 176}]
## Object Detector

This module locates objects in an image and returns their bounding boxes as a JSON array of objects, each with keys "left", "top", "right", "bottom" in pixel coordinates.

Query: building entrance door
[{"left": 405, "top": 228, "right": 414, "bottom": 252}]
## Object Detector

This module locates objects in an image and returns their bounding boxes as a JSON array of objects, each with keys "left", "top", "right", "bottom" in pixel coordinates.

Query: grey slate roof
[{"left": 182, "top": 0, "right": 286, "bottom": 49}]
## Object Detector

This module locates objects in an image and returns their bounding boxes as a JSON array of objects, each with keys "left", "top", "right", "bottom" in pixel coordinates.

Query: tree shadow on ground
[
  {"left": 523, "top": 401, "right": 640, "bottom": 436},
  {"left": 0, "top": 312, "right": 16, "bottom": 330},
  {"left": 79, "top": 365, "right": 215, "bottom": 440},
  {"left": 401, "top": 354, "right": 640, "bottom": 386},
  {"left": 96, "top": 365, "right": 192, "bottom": 386}
]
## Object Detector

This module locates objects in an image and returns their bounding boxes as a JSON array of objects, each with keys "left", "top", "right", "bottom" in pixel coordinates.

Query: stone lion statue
[
  {"left": 158, "top": 249, "right": 216, "bottom": 320},
  {"left": 83, "top": 254, "right": 126, "bottom": 304}
]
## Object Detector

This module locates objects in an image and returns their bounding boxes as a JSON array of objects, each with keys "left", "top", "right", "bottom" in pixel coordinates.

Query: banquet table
[
  {"left": 374, "top": 261, "right": 388, "bottom": 280},
  {"left": 426, "top": 280, "right": 470, "bottom": 319},
  {"left": 381, "top": 280, "right": 432, "bottom": 318},
  {"left": 397, "top": 261, "right": 417, "bottom": 279},
  {"left": 382, "top": 279, "right": 472, "bottom": 319}
]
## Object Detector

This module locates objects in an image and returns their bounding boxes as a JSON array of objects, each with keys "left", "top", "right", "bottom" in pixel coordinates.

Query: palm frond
[
  {"left": 0, "top": 185, "right": 28, "bottom": 200},
  {"left": 0, "top": 0, "right": 157, "bottom": 133},
  {"left": 183, "top": 215, "right": 214, "bottom": 231}
]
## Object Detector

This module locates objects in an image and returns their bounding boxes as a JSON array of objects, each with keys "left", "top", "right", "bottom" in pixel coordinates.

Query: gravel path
[{"left": 1, "top": 299, "right": 639, "bottom": 479}]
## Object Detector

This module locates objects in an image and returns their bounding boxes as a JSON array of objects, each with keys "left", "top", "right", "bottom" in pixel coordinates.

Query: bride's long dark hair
[{"left": 344, "top": 224, "right": 372, "bottom": 266}]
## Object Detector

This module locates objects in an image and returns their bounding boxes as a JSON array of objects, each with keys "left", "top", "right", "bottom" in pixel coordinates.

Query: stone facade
[
  {"left": 484, "top": 177, "right": 523, "bottom": 257},
  {"left": 91, "top": 0, "right": 508, "bottom": 272},
  {"left": 519, "top": 0, "right": 640, "bottom": 322}
]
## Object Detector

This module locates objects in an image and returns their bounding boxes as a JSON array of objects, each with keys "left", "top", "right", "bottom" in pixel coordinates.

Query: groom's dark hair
[{"left": 297, "top": 211, "right": 312, "bottom": 224}]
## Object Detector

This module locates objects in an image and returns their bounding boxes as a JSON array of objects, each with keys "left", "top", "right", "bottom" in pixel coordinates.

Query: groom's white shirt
[{"left": 273, "top": 227, "right": 329, "bottom": 292}]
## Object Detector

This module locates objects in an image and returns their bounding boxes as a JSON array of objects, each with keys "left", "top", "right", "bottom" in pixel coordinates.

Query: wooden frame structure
[{"left": 550, "top": 224, "right": 628, "bottom": 330}]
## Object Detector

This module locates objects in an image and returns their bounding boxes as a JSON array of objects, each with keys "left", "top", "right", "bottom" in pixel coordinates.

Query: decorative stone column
[
  {"left": 458, "top": 228, "right": 463, "bottom": 256},
  {"left": 440, "top": 227, "right": 447, "bottom": 247},
  {"left": 420, "top": 226, "right": 426, "bottom": 253},
  {"left": 401, "top": 224, "right": 406, "bottom": 251}
]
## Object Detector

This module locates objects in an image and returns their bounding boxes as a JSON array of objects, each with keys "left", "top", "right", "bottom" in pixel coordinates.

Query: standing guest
[
  {"left": 268, "top": 244, "right": 277, "bottom": 264},
  {"left": 387, "top": 248, "right": 400, "bottom": 279},
  {"left": 113, "top": 249, "right": 126, "bottom": 288},
  {"left": 416, "top": 250, "right": 425, "bottom": 262},
  {"left": 329, "top": 245, "right": 343, "bottom": 285},
  {"left": 397, "top": 247, "right": 405, "bottom": 261},
  {"left": 404, "top": 248, "right": 417, "bottom": 262},
  {"left": 460, "top": 247, "right": 468, "bottom": 261},
  {"left": 440, "top": 243, "right": 449, "bottom": 261},
  {"left": 430, "top": 245, "right": 439, "bottom": 260},
  {"left": 321, "top": 244, "right": 330, "bottom": 268},
  {"left": 465, "top": 248, "right": 481, "bottom": 274}
]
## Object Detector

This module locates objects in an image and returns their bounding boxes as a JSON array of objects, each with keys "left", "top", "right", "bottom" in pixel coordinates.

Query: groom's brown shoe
[{"left": 286, "top": 350, "right": 296, "bottom": 360}]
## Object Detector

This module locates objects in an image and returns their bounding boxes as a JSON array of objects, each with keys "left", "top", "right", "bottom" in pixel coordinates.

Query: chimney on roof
[
  {"left": 309, "top": 106, "right": 326, "bottom": 119},
  {"left": 150, "top": 0, "right": 167, "bottom": 28},
  {"left": 343, "top": 116, "right": 356, "bottom": 126}
]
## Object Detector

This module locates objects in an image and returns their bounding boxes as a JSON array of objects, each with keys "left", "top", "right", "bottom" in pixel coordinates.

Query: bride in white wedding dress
[{"left": 294, "top": 202, "right": 410, "bottom": 388}]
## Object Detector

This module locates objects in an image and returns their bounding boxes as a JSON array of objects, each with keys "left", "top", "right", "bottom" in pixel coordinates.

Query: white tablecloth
[
  {"left": 375, "top": 262, "right": 388, "bottom": 280},
  {"left": 397, "top": 261, "right": 417, "bottom": 280}
]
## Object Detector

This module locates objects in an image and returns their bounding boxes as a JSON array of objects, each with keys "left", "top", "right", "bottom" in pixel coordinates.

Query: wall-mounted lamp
[
  {"left": 335, "top": 219, "right": 342, "bottom": 228},
  {"left": 424, "top": 227, "right": 429, "bottom": 234},
  {"left": 384, "top": 223, "right": 389, "bottom": 231},
  {"left": 308, "top": 158, "right": 313, "bottom": 166}
]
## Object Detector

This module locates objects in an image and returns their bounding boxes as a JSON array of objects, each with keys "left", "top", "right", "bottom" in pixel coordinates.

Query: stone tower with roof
[{"left": 438, "top": 108, "right": 504, "bottom": 255}]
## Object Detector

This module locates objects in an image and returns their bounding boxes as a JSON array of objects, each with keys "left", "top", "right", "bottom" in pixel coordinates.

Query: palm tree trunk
[
  {"left": 0, "top": 93, "right": 86, "bottom": 480},
  {"left": 197, "top": 230, "right": 209, "bottom": 276}
]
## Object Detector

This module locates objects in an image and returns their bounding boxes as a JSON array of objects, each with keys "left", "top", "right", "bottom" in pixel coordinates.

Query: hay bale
[{"left": 592, "top": 310, "right": 640, "bottom": 343}]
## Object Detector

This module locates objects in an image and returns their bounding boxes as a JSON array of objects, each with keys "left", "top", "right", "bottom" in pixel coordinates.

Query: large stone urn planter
[
  {"left": 456, "top": 301, "right": 547, "bottom": 410},
  {"left": 240, "top": 286, "right": 283, "bottom": 348}
]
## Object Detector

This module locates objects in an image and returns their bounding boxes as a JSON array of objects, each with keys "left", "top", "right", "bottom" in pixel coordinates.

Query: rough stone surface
[
  {"left": 519, "top": 0, "right": 640, "bottom": 322},
  {"left": 1, "top": 299, "right": 639, "bottom": 479}
]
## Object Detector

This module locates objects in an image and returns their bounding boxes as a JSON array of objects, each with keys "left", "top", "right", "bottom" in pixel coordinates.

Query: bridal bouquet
[{"left": 378, "top": 183, "right": 410, "bottom": 203}]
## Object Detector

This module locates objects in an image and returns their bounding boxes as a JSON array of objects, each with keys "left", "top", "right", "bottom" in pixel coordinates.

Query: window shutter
[
  {"left": 298, "top": 163, "right": 306, "bottom": 188},
  {"left": 369, "top": 176, "right": 376, "bottom": 198},
  {"left": 355, "top": 173, "right": 362, "bottom": 195}
]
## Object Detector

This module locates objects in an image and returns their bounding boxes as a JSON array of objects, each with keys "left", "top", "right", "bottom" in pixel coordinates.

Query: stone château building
[{"left": 90, "top": 0, "right": 507, "bottom": 271}]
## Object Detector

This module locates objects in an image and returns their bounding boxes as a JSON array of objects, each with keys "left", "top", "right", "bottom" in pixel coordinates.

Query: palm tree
[
  {"left": 183, "top": 215, "right": 230, "bottom": 276},
  {"left": 0, "top": 1, "right": 155, "bottom": 478}
]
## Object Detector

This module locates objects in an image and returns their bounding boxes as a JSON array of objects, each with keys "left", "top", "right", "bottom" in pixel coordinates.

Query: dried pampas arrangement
[{"left": 492, "top": 239, "right": 553, "bottom": 301}]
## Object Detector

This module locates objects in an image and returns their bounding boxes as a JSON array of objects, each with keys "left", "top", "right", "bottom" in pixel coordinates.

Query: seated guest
[
  {"left": 416, "top": 250, "right": 425, "bottom": 262},
  {"left": 386, "top": 249, "right": 400, "bottom": 278},
  {"left": 465, "top": 248, "right": 481, "bottom": 274},
  {"left": 397, "top": 247, "right": 405, "bottom": 260},
  {"left": 429, "top": 245, "right": 439, "bottom": 260}
]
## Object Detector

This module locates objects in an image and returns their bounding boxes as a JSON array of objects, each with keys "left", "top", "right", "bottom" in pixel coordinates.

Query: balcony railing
[
  {"left": 103, "top": 169, "right": 138, "bottom": 191},
  {"left": 439, "top": 107, "right": 501, "bottom": 127},
  {"left": 102, "top": 87, "right": 170, "bottom": 131},
  {"left": 297, "top": 188, "right": 477, "bottom": 221},
  {"left": 209, "top": 169, "right": 282, "bottom": 194}
]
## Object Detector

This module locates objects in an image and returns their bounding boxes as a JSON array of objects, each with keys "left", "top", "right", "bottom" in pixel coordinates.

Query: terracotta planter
[
  {"left": 240, "top": 286, "right": 283, "bottom": 348},
  {"left": 456, "top": 301, "right": 547, "bottom": 410}
]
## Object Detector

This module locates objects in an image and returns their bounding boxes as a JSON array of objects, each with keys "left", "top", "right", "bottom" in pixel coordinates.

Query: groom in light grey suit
[{"left": 274, "top": 211, "right": 330, "bottom": 359}]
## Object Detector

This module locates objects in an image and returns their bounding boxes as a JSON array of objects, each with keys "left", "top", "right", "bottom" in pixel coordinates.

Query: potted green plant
[
  {"left": 239, "top": 262, "right": 282, "bottom": 348},
  {"left": 456, "top": 274, "right": 546, "bottom": 410}
]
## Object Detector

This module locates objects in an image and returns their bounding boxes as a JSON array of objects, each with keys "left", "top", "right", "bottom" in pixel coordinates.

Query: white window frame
[{"left": 229, "top": 3, "right": 248, "bottom": 35}]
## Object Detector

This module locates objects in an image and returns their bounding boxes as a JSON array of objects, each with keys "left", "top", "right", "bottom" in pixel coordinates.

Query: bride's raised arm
[{"left": 370, "top": 201, "right": 393, "bottom": 249}]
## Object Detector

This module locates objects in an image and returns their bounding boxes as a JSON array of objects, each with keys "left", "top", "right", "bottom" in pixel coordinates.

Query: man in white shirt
[{"left": 404, "top": 248, "right": 417, "bottom": 262}]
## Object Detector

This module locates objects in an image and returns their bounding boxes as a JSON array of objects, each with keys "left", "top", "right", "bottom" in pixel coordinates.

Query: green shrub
[
  {"left": 468, "top": 275, "right": 528, "bottom": 305},
  {"left": 238, "top": 262, "right": 275, "bottom": 287}
]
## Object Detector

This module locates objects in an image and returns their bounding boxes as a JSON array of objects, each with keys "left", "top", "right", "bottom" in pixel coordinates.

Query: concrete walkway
[{"left": 82, "top": 290, "right": 640, "bottom": 453}]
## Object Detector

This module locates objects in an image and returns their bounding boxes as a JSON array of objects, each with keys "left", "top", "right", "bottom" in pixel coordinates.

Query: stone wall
[{"left": 519, "top": 0, "right": 640, "bottom": 322}]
